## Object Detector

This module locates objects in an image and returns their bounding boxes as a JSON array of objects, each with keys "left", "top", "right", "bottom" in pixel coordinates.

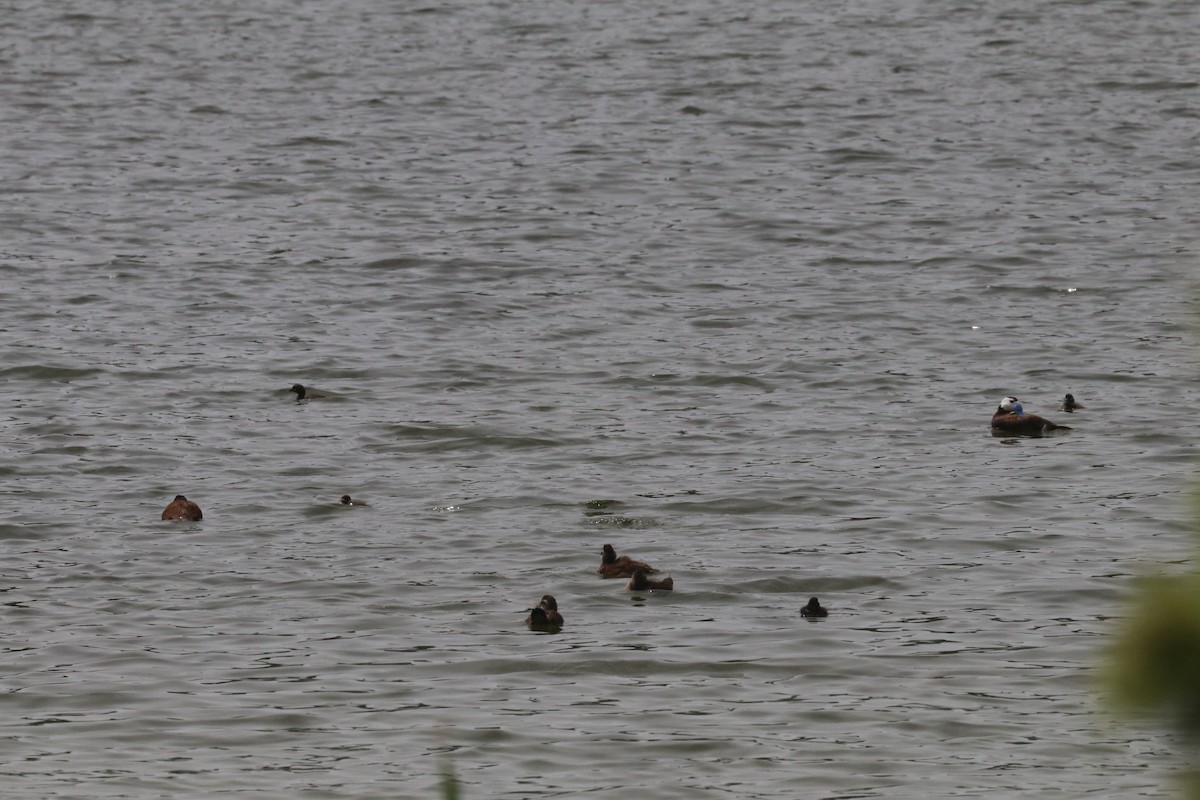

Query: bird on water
[
  {"left": 627, "top": 569, "right": 674, "bottom": 591},
  {"left": 597, "top": 543, "right": 658, "bottom": 578},
  {"left": 290, "top": 383, "right": 326, "bottom": 401},
  {"left": 161, "top": 495, "right": 203, "bottom": 521},
  {"left": 526, "top": 595, "right": 564, "bottom": 632},
  {"left": 990, "top": 396, "right": 1070, "bottom": 436},
  {"left": 801, "top": 597, "right": 828, "bottom": 618}
]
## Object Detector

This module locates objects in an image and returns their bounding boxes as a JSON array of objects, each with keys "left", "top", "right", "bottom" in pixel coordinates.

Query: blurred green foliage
[
  {"left": 1107, "top": 573, "right": 1200, "bottom": 726},
  {"left": 1106, "top": 495, "right": 1200, "bottom": 796},
  {"left": 438, "top": 757, "right": 461, "bottom": 800}
]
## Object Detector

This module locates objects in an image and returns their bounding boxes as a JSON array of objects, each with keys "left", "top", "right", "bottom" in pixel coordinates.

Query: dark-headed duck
[
  {"left": 340, "top": 495, "right": 368, "bottom": 506},
  {"left": 161, "top": 494, "right": 203, "bottom": 521},
  {"left": 990, "top": 396, "right": 1070, "bottom": 436},
  {"left": 627, "top": 569, "right": 674, "bottom": 591},
  {"left": 526, "top": 595, "right": 564, "bottom": 631},
  {"left": 598, "top": 543, "right": 658, "bottom": 578},
  {"left": 801, "top": 597, "right": 828, "bottom": 618},
  {"left": 1061, "top": 393, "right": 1083, "bottom": 412},
  {"left": 290, "top": 383, "right": 326, "bottom": 401}
]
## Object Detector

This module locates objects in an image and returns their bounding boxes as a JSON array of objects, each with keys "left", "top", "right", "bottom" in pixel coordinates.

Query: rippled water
[{"left": 3, "top": 1, "right": 1198, "bottom": 797}]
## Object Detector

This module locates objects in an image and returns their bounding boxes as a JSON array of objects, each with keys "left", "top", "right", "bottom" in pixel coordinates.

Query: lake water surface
[{"left": 2, "top": 1, "right": 1198, "bottom": 797}]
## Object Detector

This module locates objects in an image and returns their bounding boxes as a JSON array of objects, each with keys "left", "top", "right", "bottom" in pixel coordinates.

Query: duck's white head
[{"left": 999, "top": 396, "right": 1026, "bottom": 415}]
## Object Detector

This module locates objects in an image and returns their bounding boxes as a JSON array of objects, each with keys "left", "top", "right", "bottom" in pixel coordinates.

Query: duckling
[
  {"left": 339, "top": 495, "right": 368, "bottom": 506},
  {"left": 1061, "top": 393, "right": 1083, "bottom": 412},
  {"left": 525, "top": 595, "right": 563, "bottom": 631},
  {"left": 627, "top": 569, "right": 674, "bottom": 591},
  {"left": 990, "top": 396, "right": 1070, "bottom": 436},
  {"left": 161, "top": 494, "right": 203, "bottom": 521},
  {"left": 597, "top": 543, "right": 657, "bottom": 578},
  {"left": 800, "top": 597, "right": 828, "bottom": 618}
]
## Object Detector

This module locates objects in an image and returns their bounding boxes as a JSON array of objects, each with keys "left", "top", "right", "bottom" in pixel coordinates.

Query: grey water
[{"left": 2, "top": 1, "right": 1198, "bottom": 797}]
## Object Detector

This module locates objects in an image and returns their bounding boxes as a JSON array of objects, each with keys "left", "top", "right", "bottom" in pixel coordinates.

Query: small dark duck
[
  {"left": 1061, "top": 393, "right": 1083, "bottom": 412},
  {"left": 627, "top": 569, "right": 674, "bottom": 591},
  {"left": 161, "top": 495, "right": 203, "bottom": 521},
  {"left": 801, "top": 597, "right": 828, "bottom": 618},
  {"left": 339, "top": 495, "right": 368, "bottom": 506},
  {"left": 597, "top": 543, "right": 658, "bottom": 578},
  {"left": 526, "top": 595, "right": 564, "bottom": 632},
  {"left": 289, "top": 383, "right": 326, "bottom": 401},
  {"left": 990, "top": 396, "right": 1070, "bottom": 436}
]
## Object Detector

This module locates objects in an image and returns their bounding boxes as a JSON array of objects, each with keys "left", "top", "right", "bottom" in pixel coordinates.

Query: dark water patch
[
  {"left": 386, "top": 423, "right": 576, "bottom": 452},
  {"left": 658, "top": 497, "right": 804, "bottom": 516},
  {"left": 713, "top": 575, "right": 907, "bottom": 594},
  {"left": 693, "top": 374, "right": 776, "bottom": 391},
  {"left": 634, "top": 490, "right": 701, "bottom": 500},
  {"left": 269, "top": 136, "right": 353, "bottom": 148},
  {"left": 981, "top": 283, "right": 1081, "bottom": 297},
  {"left": 1093, "top": 80, "right": 1199, "bottom": 92},
  {"left": 689, "top": 317, "right": 756, "bottom": 330},
  {"left": 361, "top": 255, "right": 431, "bottom": 271},
  {"left": 0, "top": 365, "right": 106, "bottom": 381},
  {"left": 823, "top": 146, "right": 898, "bottom": 163},
  {"left": 581, "top": 514, "right": 659, "bottom": 529},
  {"left": 448, "top": 495, "right": 569, "bottom": 513},
  {"left": 582, "top": 499, "right": 626, "bottom": 512},
  {"left": 0, "top": 523, "right": 59, "bottom": 541}
]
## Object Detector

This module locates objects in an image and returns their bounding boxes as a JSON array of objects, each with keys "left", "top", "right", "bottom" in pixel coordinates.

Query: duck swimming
[
  {"left": 597, "top": 543, "right": 658, "bottom": 578},
  {"left": 801, "top": 597, "right": 828, "bottom": 618},
  {"left": 290, "top": 383, "right": 326, "bottom": 401},
  {"left": 161, "top": 494, "right": 203, "bottom": 521},
  {"left": 627, "top": 569, "right": 674, "bottom": 591},
  {"left": 1061, "top": 393, "right": 1083, "bottom": 412},
  {"left": 526, "top": 595, "right": 564, "bottom": 631},
  {"left": 990, "top": 396, "right": 1070, "bottom": 436},
  {"left": 340, "top": 495, "right": 368, "bottom": 506}
]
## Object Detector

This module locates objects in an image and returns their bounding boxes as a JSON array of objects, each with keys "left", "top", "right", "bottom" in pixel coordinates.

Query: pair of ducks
[
  {"left": 597, "top": 543, "right": 674, "bottom": 590},
  {"left": 990, "top": 393, "right": 1082, "bottom": 435},
  {"left": 527, "top": 544, "right": 831, "bottom": 631},
  {"left": 162, "top": 493, "right": 366, "bottom": 521},
  {"left": 161, "top": 385, "right": 342, "bottom": 521}
]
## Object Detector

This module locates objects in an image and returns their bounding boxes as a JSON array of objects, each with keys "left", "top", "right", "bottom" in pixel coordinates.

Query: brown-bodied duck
[
  {"left": 597, "top": 543, "right": 657, "bottom": 578},
  {"left": 161, "top": 494, "right": 203, "bottom": 521},
  {"left": 627, "top": 569, "right": 674, "bottom": 591},
  {"left": 526, "top": 595, "right": 564, "bottom": 631},
  {"left": 990, "top": 396, "right": 1070, "bottom": 436}
]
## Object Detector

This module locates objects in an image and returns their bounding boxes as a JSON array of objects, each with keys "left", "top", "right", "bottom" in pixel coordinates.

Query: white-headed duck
[
  {"left": 340, "top": 495, "right": 368, "bottom": 506},
  {"left": 990, "top": 396, "right": 1070, "bottom": 435}
]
